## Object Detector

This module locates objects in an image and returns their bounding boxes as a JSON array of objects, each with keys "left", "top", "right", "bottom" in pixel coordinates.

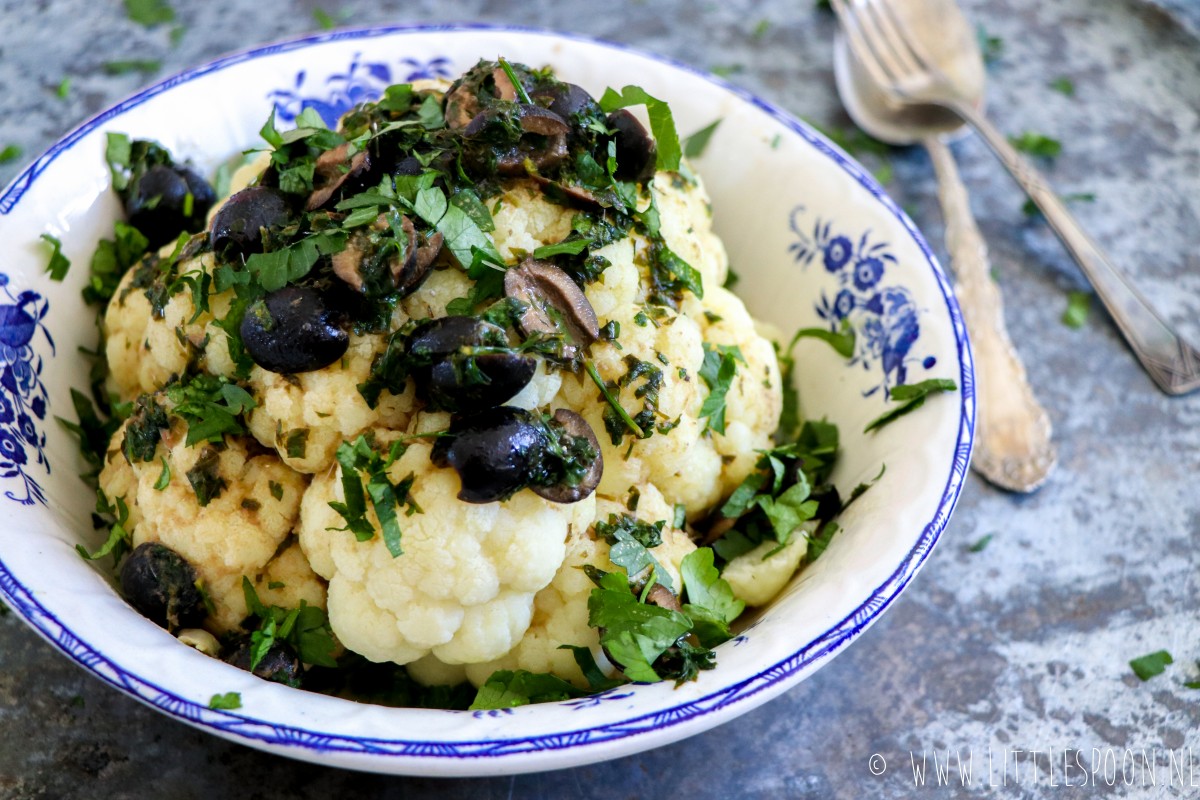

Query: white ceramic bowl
[{"left": 0, "top": 25, "right": 974, "bottom": 775}]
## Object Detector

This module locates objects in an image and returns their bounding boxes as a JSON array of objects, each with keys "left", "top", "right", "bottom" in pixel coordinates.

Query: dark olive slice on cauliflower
[{"left": 406, "top": 316, "right": 536, "bottom": 413}]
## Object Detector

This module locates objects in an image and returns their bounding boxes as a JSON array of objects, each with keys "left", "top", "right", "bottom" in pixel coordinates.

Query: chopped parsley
[
  {"left": 788, "top": 318, "right": 856, "bottom": 359},
  {"left": 103, "top": 60, "right": 161, "bottom": 75},
  {"left": 1130, "top": 650, "right": 1173, "bottom": 682},
  {"left": 1009, "top": 132, "right": 1062, "bottom": 158},
  {"left": 683, "top": 119, "right": 722, "bottom": 159},
  {"left": 328, "top": 435, "right": 420, "bottom": 558},
  {"left": 469, "top": 670, "right": 587, "bottom": 710},
  {"left": 598, "top": 86, "right": 682, "bottom": 172},
  {"left": 207, "top": 692, "right": 242, "bottom": 710},
  {"left": 85, "top": 221, "right": 149, "bottom": 306},
  {"left": 76, "top": 490, "right": 133, "bottom": 563},
  {"left": 1062, "top": 291, "right": 1091, "bottom": 329},
  {"left": 164, "top": 374, "right": 256, "bottom": 446},
  {"left": 122, "top": 394, "right": 169, "bottom": 462},
  {"left": 56, "top": 78, "right": 71, "bottom": 100},
  {"left": 968, "top": 533, "right": 993, "bottom": 553},
  {"left": 698, "top": 343, "right": 744, "bottom": 435},
  {"left": 40, "top": 233, "right": 70, "bottom": 281},
  {"left": 0, "top": 144, "right": 21, "bottom": 164},
  {"left": 243, "top": 578, "right": 338, "bottom": 669},
  {"left": 977, "top": 25, "right": 1003, "bottom": 65},
  {"left": 153, "top": 456, "right": 171, "bottom": 490},
  {"left": 1049, "top": 77, "right": 1075, "bottom": 97},
  {"left": 185, "top": 448, "right": 226, "bottom": 507},
  {"left": 312, "top": 7, "right": 343, "bottom": 29},
  {"left": 1023, "top": 192, "right": 1094, "bottom": 218},
  {"left": 124, "top": 0, "right": 175, "bottom": 27},
  {"left": 863, "top": 378, "right": 958, "bottom": 434}
]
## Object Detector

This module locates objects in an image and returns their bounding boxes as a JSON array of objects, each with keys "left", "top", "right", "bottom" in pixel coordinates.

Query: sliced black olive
[
  {"left": 464, "top": 105, "right": 570, "bottom": 175},
  {"left": 226, "top": 640, "right": 303, "bottom": 688},
  {"left": 531, "top": 409, "right": 603, "bottom": 504},
  {"left": 407, "top": 316, "right": 535, "bottom": 412},
  {"left": 504, "top": 258, "right": 600, "bottom": 363},
  {"left": 119, "top": 542, "right": 207, "bottom": 631},
  {"left": 531, "top": 82, "right": 601, "bottom": 124},
  {"left": 431, "top": 406, "right": 550, "bottom": 504},
  {"left": 607, "top": 109, "right": 658, "bottom": 184},
  {"left": 306, "top": 143, "right": 374, "bottom": 211},
  {"left": 240, "top": 285, "right": 349, "bottom": 374},
  {"left": 391, "top": 215, "right": 443, "bottom": 295},
  {"left": 125, "top": 164, "right": 216, "bottom": 249},
  {"left": 209, "top": 186, "right": 291, "bottom": 259},
  {"left": 645, "top": 583, "right": 682, "bottom": 612}
]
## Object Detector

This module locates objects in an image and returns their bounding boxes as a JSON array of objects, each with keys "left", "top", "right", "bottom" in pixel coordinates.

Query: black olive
[
  {"left": 607, "top": 109, "right": 658, "bottom": 183},
  {"left": 503, "top": 258, "right": 600, "bottom": 364},
  {"left": 531, "top": 408, "right": 603, "bottom": 504},
  {"left": 226, "top": 640, "right": 303, "bottom": 688},
  {"left": 464, "top": 105, "right": 570, "bottom": 175},
  {"left": 431, "top": 407, "right": 550, "bottom": 504},
  {"left": 124, "top": 164, "right": 216, "bottom": 249},
  {"left": 240, "top": 285, "right": 349, "bottom": 374},
  {"left": 119, "top": 542, "right": 207, "bottom": 630},
  {"left": 209, "top": 186, "right": 291, "bottom": 259},
  {"left": 407, "top": 317, "right": 536, "bottom": 412},
  {"left": 808, "top": 482, "right": 842, "bottom": 521},
  {"left": 531, "top": 82, "right": 601, "bottom": 123}
]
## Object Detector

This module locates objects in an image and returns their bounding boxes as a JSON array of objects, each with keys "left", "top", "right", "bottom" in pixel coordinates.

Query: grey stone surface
[{"left": 1, "top": 0, "right": 1198, "bottom": 797}]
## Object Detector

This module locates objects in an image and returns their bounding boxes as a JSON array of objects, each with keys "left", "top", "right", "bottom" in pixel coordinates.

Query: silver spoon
[{"left": 832, "top": 3, "right": 1056, "bottom": 492}]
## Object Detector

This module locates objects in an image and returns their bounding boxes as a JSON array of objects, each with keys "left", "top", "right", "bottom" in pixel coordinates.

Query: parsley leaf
[
  {"left": 124, "top": 0, "right": 175, "bottom": 26},
  {"left": 788, "top": 318, "right": 856, "bottom": 358},
  {"left": 242, "top": 578, "right": 338, "bottom": 669},
  {"left": 680, "top": 548, "right": 744, "bottom": 648},
  {"left": 103, "top": 60, "right": 161, "bottom": 75},
  {"left": 1009, "top": 132, "right": 1062, "bottom": 158},
  {"left": 598, "top": 86, "right": 682, "bottom": 172},
  {"left": 596, "top": 514, "right": 673, "bottom": 591},
  {"left": 1022, "top": 192, "right": 1094, "bottom": 218},
  {"left": 863, "top": 378, "right": 958, "bottom": 433},
  {"left": 1049, "top": 77, "right": 1075, "bottom": 97},
  {"left": 40, "top": 233, "right": 70, "bottom": 281},
  {"left": 1130, "top": 650, "right": 1173, "bottom": 681},
  {"left": 84, "top": 221, "right": 149, "bottom": 306},
  {"left": 208, "top": 692, "right": 242, "bottom": 710},
  {"left": 683, "top": 119, "right": 722, "bottom": 159},
  {"left": 968, "top": 533, "right": 993, "bottom": 553},
  {"left": 153, "top": 456, "right": 171, "bottom": 490},
  {"left": 699, "top": 343, "right": 744, "bottom": 434},
  {"left": 587, "top": 571, "right": 693, "bottom": 683},
  {"left": 469, "top": 669, "right": 586, "bottom": 710},
  {"left": 976, "top": 24, "right": 1003, "bottom": 65},
  {"left": 1062, "top": 291, "right": 1091, "bottom": 329},
  {"left": 76, "top": 490, "right": 133, "bottom": 563},
  {"left": 329, "top": 435, "right": 418, "bottom": 558},
  {"left": 0, "top": 144, "right": 21, "bottom": 164},
  {"left": 164, "top": 374, "right": 256, "bottom": 446}
]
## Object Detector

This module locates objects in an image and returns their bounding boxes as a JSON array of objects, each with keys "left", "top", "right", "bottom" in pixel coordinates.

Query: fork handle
[{"left": 949, "top": 101, "right": 1200, "bottom": 396}]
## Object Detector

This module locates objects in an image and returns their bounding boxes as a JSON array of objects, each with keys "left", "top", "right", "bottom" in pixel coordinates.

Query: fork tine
[
  {"left": 867, "top": 0, "right": 937, "bottom": 75},
  {"left": 859, "top": 0, "right": 924, "bottom": 77},
  {"left": 830, "top": 0, "right": 898, "bottom": 91}
]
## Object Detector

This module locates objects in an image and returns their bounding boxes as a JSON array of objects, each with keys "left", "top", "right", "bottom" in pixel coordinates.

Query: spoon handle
[
  {"left": 925, "top": 137, "right": 1056, "bottom": 492},
  {"left": 950, "top": 102, "right": 1200, "bottom": 396}
]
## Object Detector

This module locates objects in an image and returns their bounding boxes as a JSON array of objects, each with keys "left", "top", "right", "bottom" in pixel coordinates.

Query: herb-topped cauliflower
[{"left": 75, "top": 58, "right": 852, "bottom": 708}]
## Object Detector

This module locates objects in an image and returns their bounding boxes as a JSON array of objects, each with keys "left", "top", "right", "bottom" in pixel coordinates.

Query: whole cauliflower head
[{"left": 298, "top": 415, "right": 597, "bottom": 666}]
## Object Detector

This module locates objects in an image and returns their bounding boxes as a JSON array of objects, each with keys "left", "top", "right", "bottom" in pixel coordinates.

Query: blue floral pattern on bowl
[
  {"left": 268, "top": 53, "right": 455, "bottom": 127},
  {"left": 788, "top": 207, "right": 935, "bottom": 396},
  {"left": 0, "top": 275, "right": 51, "bottom": 505}
]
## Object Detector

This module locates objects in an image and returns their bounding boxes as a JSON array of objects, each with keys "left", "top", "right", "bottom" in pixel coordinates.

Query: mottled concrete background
[{"left": 2, "top": 0, "right": 1199, "bottom": 797}]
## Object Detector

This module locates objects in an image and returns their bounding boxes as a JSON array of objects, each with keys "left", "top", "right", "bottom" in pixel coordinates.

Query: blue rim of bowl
[{"left": 0, "top": 23, "right": 976, "bottom": 765}]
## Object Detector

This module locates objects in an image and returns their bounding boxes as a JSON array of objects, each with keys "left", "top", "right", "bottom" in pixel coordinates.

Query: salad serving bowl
[{"left": 0, "top": 25, "right": 974, "bottom": 775}]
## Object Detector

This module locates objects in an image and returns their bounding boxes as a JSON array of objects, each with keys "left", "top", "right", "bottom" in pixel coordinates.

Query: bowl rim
[{"left": 0, "top": 21, "right": 976, "bottom": 767}]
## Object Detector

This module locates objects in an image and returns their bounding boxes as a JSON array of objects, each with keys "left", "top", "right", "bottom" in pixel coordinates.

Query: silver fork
[{"left": 832, "top": 0, "right": 1200, "bottom": 396}]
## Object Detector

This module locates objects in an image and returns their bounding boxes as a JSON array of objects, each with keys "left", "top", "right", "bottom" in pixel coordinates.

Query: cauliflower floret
[
  {"left": 461, "top": 483, "right": 696, "bottom": 688},
  {"left": 298, "top": 417, "right": 596, "bottom": 666},
  {"left": 98, "top": 414, "right": 317, "bottom": 633},
  {"left": 245, "top": 332, "right": 417, "bottom": 473},
  {"left": 722, "top": 521, "right": 815, "bottom": 607},
  {"left": 103, "top": 248, "right": 237, "bottom": 401}
]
